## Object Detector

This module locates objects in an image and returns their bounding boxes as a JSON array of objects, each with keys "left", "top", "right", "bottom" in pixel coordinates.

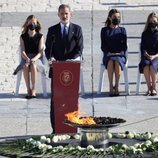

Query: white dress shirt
[{"left": 60, "top": 23, "right": 69, "bottom": 37}]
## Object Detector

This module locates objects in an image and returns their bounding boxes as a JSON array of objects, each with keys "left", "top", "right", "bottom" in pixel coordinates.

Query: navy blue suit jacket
[{"left": 45, "top": 22, "right": 83, "bottom": 61}]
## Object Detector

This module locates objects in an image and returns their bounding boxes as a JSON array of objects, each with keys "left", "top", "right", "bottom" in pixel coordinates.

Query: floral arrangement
[{"left": 0, "top": 131, "right": 158, "bottom": 157}]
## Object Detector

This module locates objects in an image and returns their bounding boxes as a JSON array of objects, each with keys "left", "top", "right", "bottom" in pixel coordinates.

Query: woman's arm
[
  {"left": 149, "top": 53, "right": 158, "bottom": 60},
  {"left": 122, "top": 27, "right": 127, "bottom": 53},
  {"left": 140, "top": 32, "right": 150, "bottom": 59},
  {"left": 101, "top": 28, "right": 109, "bottom": 55},
  {"left": 20, "top": 36, "right": 30, "bottom": 63}
]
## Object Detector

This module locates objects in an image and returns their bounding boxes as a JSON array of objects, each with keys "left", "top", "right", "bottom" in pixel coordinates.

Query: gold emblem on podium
[{"left": 60, "top": 70, "right": 73, "bottom": 86}]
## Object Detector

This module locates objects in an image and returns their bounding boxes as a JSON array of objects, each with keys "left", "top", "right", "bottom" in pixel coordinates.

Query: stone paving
[{"left": 0, "top": 1, "right": 158, "bottom": 138}]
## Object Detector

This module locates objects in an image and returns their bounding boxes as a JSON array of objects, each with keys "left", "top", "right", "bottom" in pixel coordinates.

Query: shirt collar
[{"left": 60, "top": 22, "right": 70, "bottom": 28}]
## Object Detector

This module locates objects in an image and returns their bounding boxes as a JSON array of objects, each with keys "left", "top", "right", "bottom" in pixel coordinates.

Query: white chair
[
  {"left": 73, "top": 57, "right": 85, "bottom": 95},
  {"left": 97, "top": 50, "right": 130, "bottom": 95},
  {"left": 136, "top": 44, "right": 144, "bottom": 95},
  {"left": 80, "top": 66, "right": 85, "bottom": 95},
  {"left": 15, "top": 49, "right": 48, "bottom": 97},
  {"left": 136, "top": 44, "right": 158, "bottom": 94}
]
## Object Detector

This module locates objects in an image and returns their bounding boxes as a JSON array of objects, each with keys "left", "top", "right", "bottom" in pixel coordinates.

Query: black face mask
[
  {"left": 112, "top": 18, "right": 120, "bottom": 25},
  {"left": 149, "top": 22, "right": 157, "bottom": 28},
  {"left": 28, "top": 23, "right": 36, "bottom": 31}
]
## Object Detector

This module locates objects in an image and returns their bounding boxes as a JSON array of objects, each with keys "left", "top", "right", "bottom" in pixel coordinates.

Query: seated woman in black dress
[
  {"left": 14, "top": 15, "right": 45, "bottom": 98},
  {"left": 139, "top": 12, "right": 158, "bottom": 96},
  {"left": 100, "top": 9, "right": 127, "bottom": 96}
]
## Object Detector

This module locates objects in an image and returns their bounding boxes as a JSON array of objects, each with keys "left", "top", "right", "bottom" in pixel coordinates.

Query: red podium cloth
[{"left": 52, "top": 61, "right": 80, "bottom": 134}]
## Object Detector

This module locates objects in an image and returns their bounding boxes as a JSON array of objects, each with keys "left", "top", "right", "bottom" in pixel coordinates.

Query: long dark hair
[
  {"left": 22, "top": 15, "right": 42, "bottom": 34},
  {"left": 105, "top": 9, "right": 120, "bottom": 27},
  {"left": 143, "top": 12, "right": 158, "bottom": 32}
]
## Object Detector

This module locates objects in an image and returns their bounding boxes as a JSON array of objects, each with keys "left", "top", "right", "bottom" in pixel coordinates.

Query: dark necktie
[
  {"left": 63, "top": 25, "right": 68, "bottom": 53},
  {"left": 63, "top": 25, "right": 67, "bottom": 37}
]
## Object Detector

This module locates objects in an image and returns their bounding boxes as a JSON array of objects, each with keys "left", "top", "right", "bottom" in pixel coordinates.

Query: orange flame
[{"left": 65, "top": 111, "right": 96, "bottom": 125}]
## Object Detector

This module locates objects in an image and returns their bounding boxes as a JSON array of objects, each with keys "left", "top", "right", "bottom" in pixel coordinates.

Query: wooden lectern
[{"left": 52, "top": 61, "right": 80, "bottom": 134}]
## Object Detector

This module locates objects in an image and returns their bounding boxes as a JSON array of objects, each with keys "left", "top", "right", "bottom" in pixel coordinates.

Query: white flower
[
  {"left": 99, "top": 148, "right": 104, "bottom": 152},
  {"left": 52, "top": 136, "right": 58, "bottom": 142},
  {"left": 87, "top": 145, "right": 94, "bottom": 150},
  {"left": 62, "top": 147, "right": 68, "bottom": 152},
  {"left": 117, "top": 133, "right": 126, "bottom": 138},
  {"left": 132, "top": 131, "right": 137, "bottom": 136},
  {"left": 38, "top": 144, "right": 44, "bottom": 150},
  {"left": 57, "top": 135, "right": 62, "bottom": 141},
  {"left": 151, "top": 136, "right": 158, "bottom": 143},
  {"left": 61, "top": 135, "right": 67, "bottom": 140},
  {"left": 93, "top": 148, "right": 99, "bottom": 152},
  {"left": 129, "top": 146, "right": 136, "bottom": 150},
  {"left": 69, "top": 147, "right": 75, "bottom": 151},
  {"left": 107, "top": 133, "right": 112, "bottom": 139},
  {"left": 38, "top": 144, "right": 47, "bottom": 150},
  {"left": 40, "top": 136, "right": 47, "bottom": 140},
  {"left": 46, "top": 138, "right": 51, "bottom": 143},
  {"left": 23, "top": 132, "right": 158, "bottom": 157},
  {"left": 32, "top": 141, "right": 37, "bottom": 146},
  {"left": 57, "top": 145, "right": 64, "bottom": 150},
  {"left": 74, "top": 134, "right": 80, "bottom": 140},
  {"left": 65, "top": 135, "right": 71, "bottom": 139},
  {"left": 47, "top": 145, "right": 53, "bottom": 150},
  {"left": 76, "top": 146, "right": 82, "bottom": 150},
  {"left": 134, "top": 133, "right": 142, "bottom": 140},
  {"left": 36, "top": 141, "right": 42, "bottom": 147},
  {"left": 40, "top": 136, "right": 47, "bottom": 143},
  {"left": 119, "top": 149, "right": 124, "bottom": 154},
  {"left": 122, "top": 144, "right": 128, "bottom": 149},
  {"left": 127, "top": 132, "right": 134, "bottom": 139},
  {"left": 26, "top": 138, "right": 33, "bottom": 143},
  {"left": 106, "top": 146, "right": 114, "bottom": 152},
  {"left": 145, "top": 140, "right": 152, "bottom": 146},
  {"left": 128, "top": 146, "right": 137, "bottom": 154},
  {"left": 134, "top": 143, "right": 141, "bottom": 148},
  {"left": 143, "top": 132, "right": 152, "bottom": 140},
  {"left": 136, "top": 148, "right": 143, "bottom": 154}
]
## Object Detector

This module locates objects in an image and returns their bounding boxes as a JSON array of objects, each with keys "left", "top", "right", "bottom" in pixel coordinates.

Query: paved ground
[{"left": 0, "top": 1, "right": 158, "bottom": 138}]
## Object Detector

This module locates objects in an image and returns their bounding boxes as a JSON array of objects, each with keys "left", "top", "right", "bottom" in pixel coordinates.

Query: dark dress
[
  {"left": 139, "top": 29, "right": 158, "bottom": 73},
  {"left": 13, "top": 32, "right": 46, "bottom": 75},
  {"left": 101, "top": 26, "right": 127, "bottom": 70}
]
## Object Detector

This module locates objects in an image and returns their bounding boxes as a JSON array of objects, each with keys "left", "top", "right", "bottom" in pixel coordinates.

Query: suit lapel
[
  {"left": 57, "top": 23, "right": 62, "bottom": 40},
  {"left": 68, "top": 23, "right": 74, "bottom": 41}
]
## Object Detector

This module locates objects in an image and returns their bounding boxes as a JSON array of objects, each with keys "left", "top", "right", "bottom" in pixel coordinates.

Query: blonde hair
[
  {"left": 22, "top": 15, "right": 42, "bottom": 34},
  {"left": 143, "top": 12, "right": 158, "bottom": 32}
]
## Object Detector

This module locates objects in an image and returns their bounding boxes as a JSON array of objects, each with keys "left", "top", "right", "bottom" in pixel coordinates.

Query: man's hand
[{"left": 48, "top": 57, "right": 56, "bottom": 64}]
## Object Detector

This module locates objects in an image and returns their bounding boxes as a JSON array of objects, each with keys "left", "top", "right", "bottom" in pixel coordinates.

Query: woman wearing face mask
[
  {"left": 139, "top": 12, "right": 158, "bottom": 96},
  {"left": 101, "top": 9, "right": 127, "bottom": 97},
  {"left": 13, "top": 15, "right": 45, "bottom": 99}
]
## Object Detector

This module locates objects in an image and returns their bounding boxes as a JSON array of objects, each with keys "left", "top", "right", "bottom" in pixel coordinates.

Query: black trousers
[{"left": 50, "top": 79, "right": 55, "bottom": 133}]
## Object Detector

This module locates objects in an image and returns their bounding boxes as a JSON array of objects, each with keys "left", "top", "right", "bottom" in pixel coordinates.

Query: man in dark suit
[{"left": 45, "top": 4, "right": 83, "bottom": 133}]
